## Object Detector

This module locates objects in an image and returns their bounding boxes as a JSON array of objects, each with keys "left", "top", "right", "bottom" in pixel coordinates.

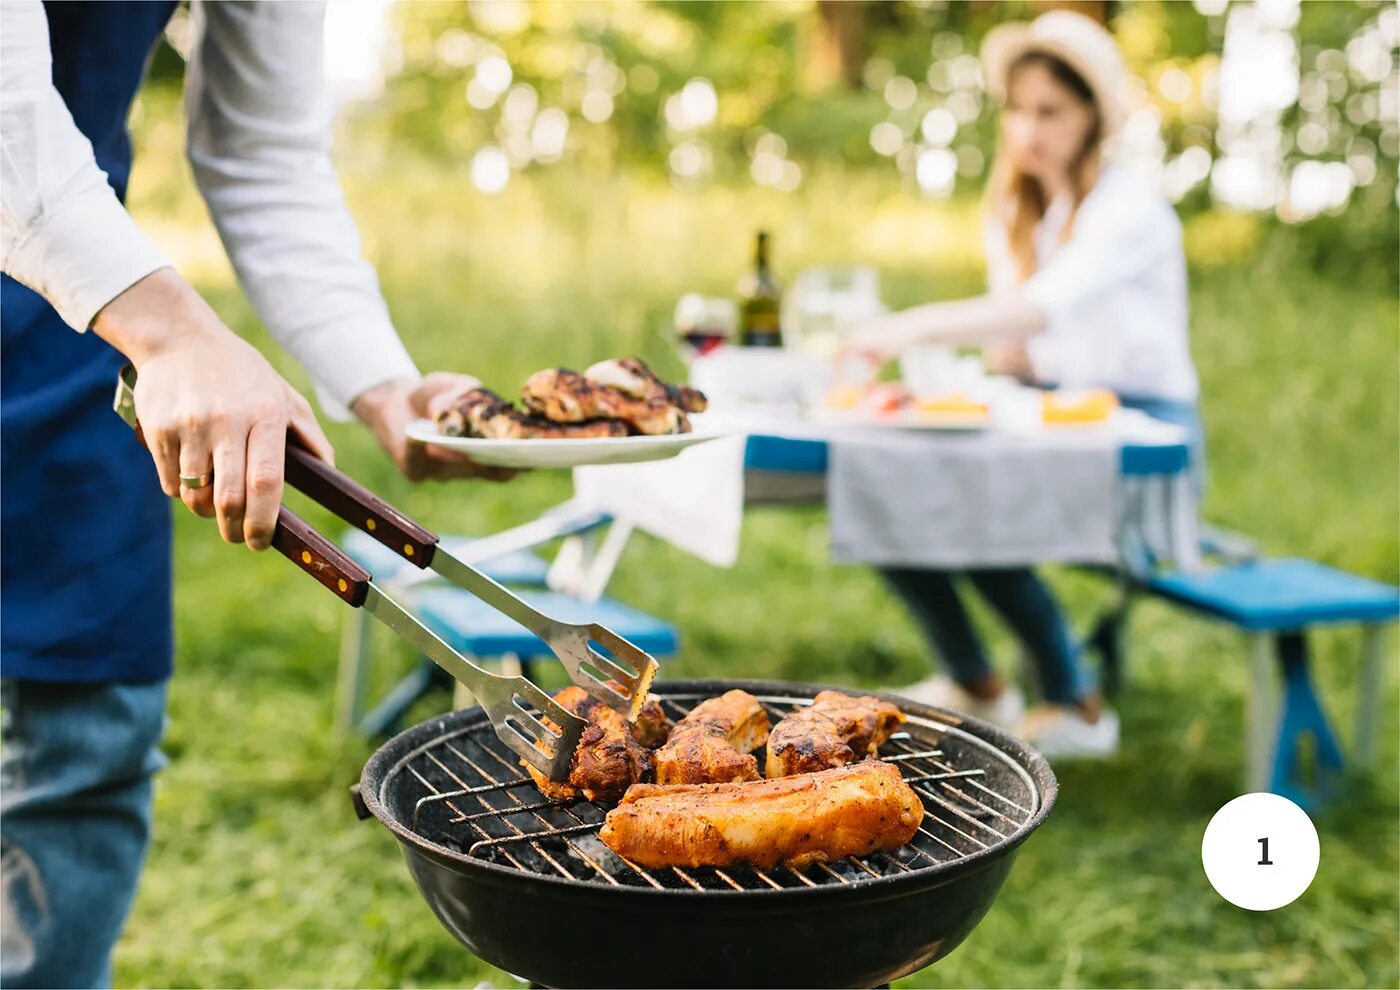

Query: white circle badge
[{"left": 1201, "top": 792, "right": 1319, "bottom": 911}]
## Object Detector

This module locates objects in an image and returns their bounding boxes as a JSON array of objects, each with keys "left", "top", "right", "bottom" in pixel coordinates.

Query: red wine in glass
[{"left": 681, "top": 330, "right": 727, "bottom": 355}]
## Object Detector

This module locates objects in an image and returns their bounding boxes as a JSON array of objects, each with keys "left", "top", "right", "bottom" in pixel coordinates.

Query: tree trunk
[{"left": 812, "top": 0, "right": 869, "bottom": 89}]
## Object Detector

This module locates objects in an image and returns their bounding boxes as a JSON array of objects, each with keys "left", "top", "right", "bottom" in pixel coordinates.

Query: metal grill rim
[{"left": 363, "top": 683, "right": 1055, "bottom": 897}]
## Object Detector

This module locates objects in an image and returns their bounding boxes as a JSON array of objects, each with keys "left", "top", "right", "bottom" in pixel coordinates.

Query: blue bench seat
[
  {"left": 1114, "top": 557, "right": 1397, "bottom": 809},
  {"left": 1146, "top": 558, "right": 1399, "bottom": 631},
  {"left": 412, "top": 586, "right": 679, "bottom": 660}
]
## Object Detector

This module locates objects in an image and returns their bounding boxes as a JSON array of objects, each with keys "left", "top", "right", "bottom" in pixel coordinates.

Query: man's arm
[
  {"left": 185, "top": 1, "right": 504, "bottom": 481},
  {"left": 0, "top": 0, "right": 168, "bottom": 328},
  {"left": 0, "top": 0, "right": 334, "bottom": 550}
]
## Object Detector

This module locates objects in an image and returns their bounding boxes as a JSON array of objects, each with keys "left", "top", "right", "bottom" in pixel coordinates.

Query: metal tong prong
[
  {"left": 427, "top": 551, "right": 659, "bottom": 721},
  {"left": 361, "top": 586, "right": 584, "bottom": 779}
]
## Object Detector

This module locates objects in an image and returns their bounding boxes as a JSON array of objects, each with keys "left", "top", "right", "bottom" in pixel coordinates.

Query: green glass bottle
[{"left": 738, "top": 231, "right": 783, "bottom": 347}]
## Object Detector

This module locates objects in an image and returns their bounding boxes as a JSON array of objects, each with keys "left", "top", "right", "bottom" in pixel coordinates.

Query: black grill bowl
[{"left": 357, "top": 679, "right": 1058, "bottom": 989}]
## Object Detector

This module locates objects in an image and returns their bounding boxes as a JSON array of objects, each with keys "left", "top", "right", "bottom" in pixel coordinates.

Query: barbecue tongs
[{"left": 114, "top": 365, "right": 658, "bottom": 781}]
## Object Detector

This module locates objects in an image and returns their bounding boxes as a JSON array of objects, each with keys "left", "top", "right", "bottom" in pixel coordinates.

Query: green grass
[{"left": 112, "top": 139, "right": 1399, "bottom": 988}]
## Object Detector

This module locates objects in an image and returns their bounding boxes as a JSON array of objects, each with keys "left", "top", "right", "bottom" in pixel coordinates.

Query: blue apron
[{"left": 1, "top": 2, "right": 178, "bottom": 682}]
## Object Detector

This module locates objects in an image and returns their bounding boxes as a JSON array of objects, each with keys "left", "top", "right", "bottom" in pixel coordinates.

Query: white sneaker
[
  {"left": 1018, "top": 706, "right": 1120, "bottom": 760},
  {"left": 892, "top": 675, "right": 1026, "bottom": 731}
]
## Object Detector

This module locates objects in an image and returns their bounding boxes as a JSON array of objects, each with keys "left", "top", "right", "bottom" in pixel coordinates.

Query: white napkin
[{"left": 572, "top": 435, "right": 749, "bottom": 567}]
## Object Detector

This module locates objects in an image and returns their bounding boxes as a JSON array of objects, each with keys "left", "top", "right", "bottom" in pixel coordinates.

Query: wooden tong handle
[{"left": 284, "top": 444, "right": 438, "bottom": 566}]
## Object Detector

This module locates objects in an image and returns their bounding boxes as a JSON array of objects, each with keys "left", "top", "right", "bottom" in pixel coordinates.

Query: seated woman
[{"left": 851, "top": 11, "right": 1203, "bottom": 757}]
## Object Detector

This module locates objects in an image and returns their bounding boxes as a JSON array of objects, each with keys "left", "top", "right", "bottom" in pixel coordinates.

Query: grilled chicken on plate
[
  {"left": 599, "top": 760, "right": 924, "bottom": 869},
  {"left": 523, "top": 683, "right": 671, "bottom": 802},
  {"left": 652, "top": 689, "right": 771, "bottom": 785},
  {"left": 584, "top": 358, "right": 708, "bottom": 413},
  {"left": 431, "top": 388, "right": 627, "bottom": 440},
  {"left": 522, "top": 369, "right": 689, "bottom": 435},
  {"left": 765, "top": 690, "right": 905, "bottom": 778}
]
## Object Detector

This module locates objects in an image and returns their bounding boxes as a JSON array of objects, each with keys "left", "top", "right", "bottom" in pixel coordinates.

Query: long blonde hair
[{"left": 985, "top": 52, "right": 1104, "bottom": 283}]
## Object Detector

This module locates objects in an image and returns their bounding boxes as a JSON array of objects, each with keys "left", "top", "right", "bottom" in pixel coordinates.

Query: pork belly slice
[
  {"left": 599, "top": 760, "right": 924, "bottom": 870},
  {"left": 765, "top": 690, "right": 906, "bottom": 778},
  {"left": 523, "top": 682, "right": 671, "bottom": 803},
  {"left": 652, "top": 689, "right": 771, "bottom": 785}
]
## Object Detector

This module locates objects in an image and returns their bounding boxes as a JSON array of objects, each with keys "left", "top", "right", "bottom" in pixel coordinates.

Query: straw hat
[{"left": 980, "top": 10, "right": 1127, "bottom": 139}]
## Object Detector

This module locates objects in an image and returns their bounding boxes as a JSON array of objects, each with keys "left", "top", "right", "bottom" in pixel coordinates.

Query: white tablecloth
[{"left": 572, "top": 408, "right": 1199, "bottom": 573}]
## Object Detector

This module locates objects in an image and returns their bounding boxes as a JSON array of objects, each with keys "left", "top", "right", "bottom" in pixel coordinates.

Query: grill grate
[{"left": 387, "top": 692, "right": 1041, "bottom": 892}]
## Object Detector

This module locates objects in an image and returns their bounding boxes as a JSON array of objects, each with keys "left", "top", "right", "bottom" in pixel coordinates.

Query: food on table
[
  {"left": 765, "top": 690, "right": 905, "bottom": 778},
  {"left": 522, "top": 369, "right": 689, "bottom": 435},
  {"left": 914, "top": 393, "right": 990, "bottom": 418},
  {"left": 652, "top": 689, "right": 771, "bottom": 785},
  {"left": 825, "top": 381, "right": 911, "bottom": 416},
  {"left": 585, "top": 357, "right": 709, "bottom": 414},
  {"left": 523, "top": 682, "right": 671, "bottom": 802},
  {"left": 432, "top": 358, "right": 706, "bottom": 439},
  {"left": 432, "top": 388, "right": 629, "bottom": 440},
  {"left": 599, "top": 760, "right": 924, "bottom": 869},
  {"left": 1042, "top": 388, "right": 1119, "bottom": 425}
]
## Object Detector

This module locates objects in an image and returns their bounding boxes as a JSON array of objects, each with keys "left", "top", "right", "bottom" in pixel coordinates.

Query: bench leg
[
  {"left": 1356, "top": 625, "right": 1388, "bottom": 767},
  {"left": 1244, "top": 633, "right": 1276, "bottom": 793},
  {"left": 335, "top": 607, "right": 374, "bottom": 737},
  {"left": 1269, "top": 632, "right": 1345, "bottom": 810}
]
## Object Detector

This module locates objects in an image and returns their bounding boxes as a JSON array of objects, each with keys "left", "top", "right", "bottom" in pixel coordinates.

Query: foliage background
[{"left": 113, "top": 2, "right": 1398, "bottom": 987}]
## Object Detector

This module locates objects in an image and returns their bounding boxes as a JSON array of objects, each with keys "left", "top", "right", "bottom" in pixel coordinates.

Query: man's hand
[
  {"left": 352, "top": 373, "right": 516, "bottom": 483},
  {"left": 93, "top": 268, "right": 334, "bottom": 551}
]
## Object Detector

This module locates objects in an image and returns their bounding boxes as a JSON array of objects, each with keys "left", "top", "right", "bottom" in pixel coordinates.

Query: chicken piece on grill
[
  {"left": 765, "top": 690, "right": 906, "bottom": 778},
  {"left": 521, "top": 369, "right": 690, "bottom": 435},
  {"left": 599, "top": 760, "right": 924, "bottom": 870},
  {"left": 432, "top": 387, "right": 628, "bottom": 440},
  {"left": 584, "top": 358, "right": 708, "bottom": 414},
  {"left": 652, "top": 689, "right": 770, "bottom": 785},
  {"left": 523, "top": 682, "right": 671, "bottom": 803}
]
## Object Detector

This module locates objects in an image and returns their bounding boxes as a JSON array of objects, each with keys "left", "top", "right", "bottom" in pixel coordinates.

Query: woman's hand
[
  {"left": 845, "top": 312, "right": 924, "bottom": 363},
  {"left": 352, "top": 373, "right": 517, "bottom": 483},
  {"left": 93, "top": 268, "right": 334, "bottom": 551},
  {"left": 984, "top": 342, "right": 1036, "bottom": 383}
]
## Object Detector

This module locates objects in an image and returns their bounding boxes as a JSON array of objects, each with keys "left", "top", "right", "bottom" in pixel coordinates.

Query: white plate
[
  {"left": 406, "top": 419, "right": 725, "bottom": 468},
  {"left": 813, "top": 407, "right": 990, "bottom": 432}
]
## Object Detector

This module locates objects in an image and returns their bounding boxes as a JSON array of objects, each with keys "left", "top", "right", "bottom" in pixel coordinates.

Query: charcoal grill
[{"left": 355, "top": 679, "right": 1057, "bottom": 988}]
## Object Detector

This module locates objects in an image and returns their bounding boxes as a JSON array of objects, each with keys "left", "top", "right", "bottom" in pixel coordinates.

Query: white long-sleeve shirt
[
  {"left": 0, "top": 0, "right": 418, "bottom": 414},
  {"left": 984, "top": 166, "right": 1200, "bottom": 403}
]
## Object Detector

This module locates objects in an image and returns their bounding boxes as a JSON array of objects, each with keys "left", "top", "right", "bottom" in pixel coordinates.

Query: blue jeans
[
  {"left": 882, "top": 566, "right": 1085, "bottom": 704},
  {"left": 1, "top": 680, "right": 167, "bottom": 989}
]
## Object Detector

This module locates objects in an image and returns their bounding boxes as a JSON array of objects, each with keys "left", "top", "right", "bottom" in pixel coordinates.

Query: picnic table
[{"left": 571, "top": 404, "right": 1199, "bottom": 576}]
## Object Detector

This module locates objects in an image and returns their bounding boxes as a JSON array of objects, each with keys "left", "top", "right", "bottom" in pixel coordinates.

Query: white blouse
[{"left": 984, "top": 166, "right": 1200, "bottom": 403}]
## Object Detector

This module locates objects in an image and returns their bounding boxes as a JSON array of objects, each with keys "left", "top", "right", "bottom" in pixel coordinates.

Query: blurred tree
[{"left": 133, "top": 0, "right": 1397, "bottom": 280}]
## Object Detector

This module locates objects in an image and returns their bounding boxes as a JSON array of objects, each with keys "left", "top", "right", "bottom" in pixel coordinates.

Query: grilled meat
[
  {"left": 584, "top": 358, "right": 708, "bottom": 414},
  {"left": 521, "top": 369, "right": 690, "bottom": 435},
  {"left": 599, "top": 760, "right": 924, "bottom": 869},
  {"left": 765, "top": 690, "right": 905, "bottom": 778},
  {"left": 652, "top": 689, "right": 770, "bottom": 785},
  {"left": 433, "top": 387, "right": 628, "bottom": 440},
  {"left": 524, "top": 682, "right": 671, "bottom": 802}
]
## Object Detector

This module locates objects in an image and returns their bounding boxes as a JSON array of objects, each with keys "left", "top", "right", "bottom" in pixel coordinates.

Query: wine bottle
[{"left": 738, "top": 231, "right": 783, "bottom": 347}]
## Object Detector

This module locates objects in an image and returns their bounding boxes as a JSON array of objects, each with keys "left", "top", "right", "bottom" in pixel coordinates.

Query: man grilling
[{"left": 0, "top": 3, "right": 502, "bottom": 986}]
